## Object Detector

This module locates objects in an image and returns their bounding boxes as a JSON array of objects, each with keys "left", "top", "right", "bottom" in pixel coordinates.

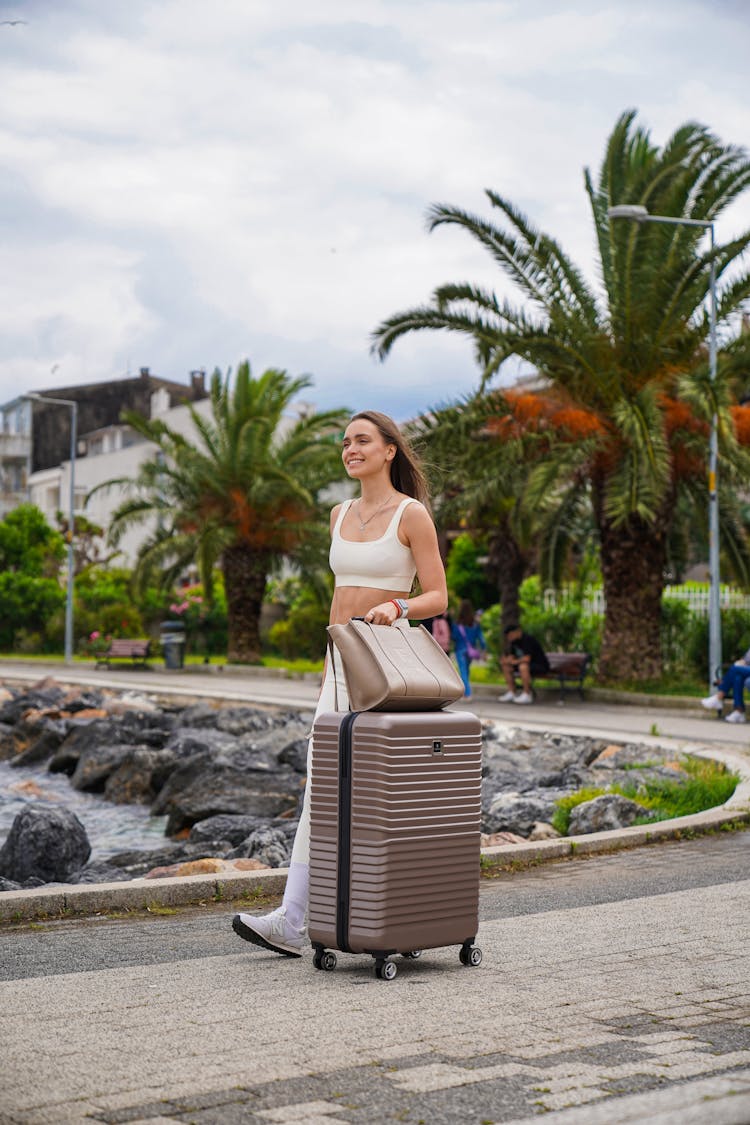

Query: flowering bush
[{"left": 84, "top": 630, "right": 112, "bottom": 657}]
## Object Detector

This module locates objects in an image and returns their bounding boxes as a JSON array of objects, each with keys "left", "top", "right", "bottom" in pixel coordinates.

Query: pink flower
[{"left": 90, "top": 631, "right": 100, "bottom": 641}]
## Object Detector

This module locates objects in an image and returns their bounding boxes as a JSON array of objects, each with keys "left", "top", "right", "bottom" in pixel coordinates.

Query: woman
[
  {"left": 451, "top": 599, "right": 486, "bottom": 700},
  {"left": 232, "top": 410, "right": 448, "bottom": 957}
]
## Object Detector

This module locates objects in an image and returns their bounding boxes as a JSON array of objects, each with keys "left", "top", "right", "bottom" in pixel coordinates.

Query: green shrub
[
  {"left": 268, "top": 587, "right": 329, "bottom": 661},
  {"left": 0, "top": 572, "right": 66, "bottom": 650},
  {"left": 445, "top": 533, "right": 495, "bottom": 609},
  {"left": 552, "top": 757, "right": 738, "bottom": 834}
]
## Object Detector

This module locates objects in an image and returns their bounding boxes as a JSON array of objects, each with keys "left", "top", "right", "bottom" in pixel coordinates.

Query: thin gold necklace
[{"left": 356, "top": 493, "right": 393, "bottom": 532}]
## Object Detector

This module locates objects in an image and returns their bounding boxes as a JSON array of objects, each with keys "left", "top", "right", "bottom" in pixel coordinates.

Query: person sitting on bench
[
  {"left": 498, "top": 623, "right": 550, "bottom": 705},
  {"left": 701, "top": 647, "right": 750, "bottom": 723}
]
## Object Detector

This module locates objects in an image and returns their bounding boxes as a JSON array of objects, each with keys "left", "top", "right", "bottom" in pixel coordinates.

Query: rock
[
  {"left": 481, "top": 831, "right": 526, "bottom": 846},
  {"left": 60, "top": 688, "right": 107, "bottom": 713},
  {"left": 0, "top": 876, "right": 22, "bottom": 892},
  {"left": 277, "top": 737, "right": 309, "bottom": 774},
  {"left": 104, "top": 748, "right": 176, "bottom": 804},
  {"left": 144, "top": 856, "right": 269, "bottom": 879},
  {"left": 215, "top": 707, "right": 281, "bottom": 737},
  {"left": 228, "top": 827, "right": 290, "bottom": 867},
  {"left": 163, "top": 727, "right": 241, "bottom": 760},
  {"left": 150, "top": 752, "right": 299, "bottom": 835},
  {"left": 591, "top": 743, "right": 674, "bottom": 770},
  {"left": 528, "top": 821, "right": 561, "bottom": 840},
  {"left": 0, "top": 806, "right": 91, "bottom": 883},
  {"left": 0, "top": 682, "right": 65, "bottom": 725},
  {"left": 189, "top": 814, "right": 270, "bottom": 847},
  {"left": 71, "top": 742, "right": 135, "bottom": 793},
  {"left": 174, "top": 703, "right": 221, "bottom": 728},
  {"left": 103, "top": 691, "right": 160, "bottom": 715},
  {"left": 50, "top": 719, "right": 130, "bottom": 776},
  {"left": 483, "top": 793, "right": 557, "bottom": 837},
  {"left": 568, "top": 794, "right": 653, "bottom": 835},
  {"left": 11, "top": 721, "right": 69, "bottom": 768},
  {"left": 72, "top": 861, "right": 132, "bottom": 884},
  {"left": 0, "top": 722, "right": 18, "bottom": 761}
]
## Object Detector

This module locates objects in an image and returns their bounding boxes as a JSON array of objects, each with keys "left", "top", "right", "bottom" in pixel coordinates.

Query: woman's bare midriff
[{"left": 330, "top": 585, "right": 411, "bottom": 626}]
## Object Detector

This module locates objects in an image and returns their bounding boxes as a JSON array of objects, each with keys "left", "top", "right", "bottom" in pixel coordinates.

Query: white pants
[
  {"left": 289, "top": 619, "right": 411, "bottom": 866},
  {"left": 289, "top": 658, "right": 349, "bottom": 865}
]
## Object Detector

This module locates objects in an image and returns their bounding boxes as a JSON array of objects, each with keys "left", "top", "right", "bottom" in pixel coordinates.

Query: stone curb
[{"left": 2, "top": 743, "right": 748, "bottom": 925}]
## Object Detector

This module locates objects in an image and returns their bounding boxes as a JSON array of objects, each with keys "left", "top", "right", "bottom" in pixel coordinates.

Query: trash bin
[{"left": 160, "top": 620, "right": 186, "bottom": 670}]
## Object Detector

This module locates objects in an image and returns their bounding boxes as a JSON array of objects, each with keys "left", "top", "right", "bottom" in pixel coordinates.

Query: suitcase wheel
[
  {"left": 375, "top": 958, "right": 398, "bottom": 981},
  {"left": 459, "top": 942, "right": 483, "bottom": 967},
  {"left": 313, "top": 949, "right": 337, "bottom": 972},
  {"left": 401, "top": 950, "right": 422, "bottom": 960}
]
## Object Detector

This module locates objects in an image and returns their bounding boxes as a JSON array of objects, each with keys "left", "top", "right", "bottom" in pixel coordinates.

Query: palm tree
[
  {"left": 101, "top": 362, "right": 349, "bottom": 663},
  {"left": 410, "top": 389, "right": 594, "bottom": 631},
  {"left": 373, "top": 111, "right": 750, "bottom": 681}
]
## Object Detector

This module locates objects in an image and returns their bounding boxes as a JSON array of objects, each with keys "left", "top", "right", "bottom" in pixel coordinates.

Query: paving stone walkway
[{"left": 1, "top": 836, "right": 749, "bottom": 1123}]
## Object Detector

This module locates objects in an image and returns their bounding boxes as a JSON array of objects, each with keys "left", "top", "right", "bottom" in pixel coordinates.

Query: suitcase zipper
[{"left": 336, "top": 710, "right": 358, "bottom": 953}]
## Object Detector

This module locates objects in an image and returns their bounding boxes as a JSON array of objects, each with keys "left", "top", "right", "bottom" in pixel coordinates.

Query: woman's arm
[{"left": 365, "top": 503, "right": 448, "bottom": 625}]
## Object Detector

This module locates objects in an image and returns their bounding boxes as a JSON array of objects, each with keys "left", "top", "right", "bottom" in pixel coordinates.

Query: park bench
[
  {"left": 537, "top": 652, "right": 591, "bottom": 701},
  {"left": 96, "top": 638, "right": 152, "bottom": 669}
]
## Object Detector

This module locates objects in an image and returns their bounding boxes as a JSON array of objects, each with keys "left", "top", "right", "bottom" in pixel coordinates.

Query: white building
[
  {"left": 0, "top": 398, "right": 33, "bottom": 518},
  {"left": 29, "top": 391, "right": 214, "bottom": 565}
]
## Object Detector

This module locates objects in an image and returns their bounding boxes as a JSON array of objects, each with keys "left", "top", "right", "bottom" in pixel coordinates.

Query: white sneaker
[
  {"left": 232, "top": 906, "right": 306, "bottom": 957},
  {"left": 701, "top": 693, "right": 723, "bottom": 710},
  {"left": 513, "top": 691, "right": 533, "bottom": 705},
  {"left": 725, "top": 710, "right": 747, "bottom": 724},
  {"left": 498, "top": 690, "right": 516, "bottom": 703}
]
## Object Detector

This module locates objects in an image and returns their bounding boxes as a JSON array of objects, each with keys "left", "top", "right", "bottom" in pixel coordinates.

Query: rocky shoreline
[{"left": 0, "top": 678, "right": 697, "bottom": 892}]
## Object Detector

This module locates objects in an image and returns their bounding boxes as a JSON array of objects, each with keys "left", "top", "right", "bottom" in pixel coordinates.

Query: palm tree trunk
[
  {"left": 487, "top": 524, "right": 530, "bottom": 632},
  {"left": 222, "top": 544, "right": 269, "bottom": 663},
  {"left": 597, "top": 512, "right": 667, "bottom": 682}
]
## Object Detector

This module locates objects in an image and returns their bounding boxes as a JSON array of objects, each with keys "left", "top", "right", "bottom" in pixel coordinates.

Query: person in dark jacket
[{"left": 498, "top": 623, "right": 549, "bottom": 704}]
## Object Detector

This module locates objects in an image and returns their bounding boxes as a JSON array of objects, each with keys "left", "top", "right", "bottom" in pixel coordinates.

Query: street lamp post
[
  {"left": 26, "top": 392, "right": 78, "bottom": 665},
  {"left": 608, "top": 204, "right": 721, "bottom": 689}
]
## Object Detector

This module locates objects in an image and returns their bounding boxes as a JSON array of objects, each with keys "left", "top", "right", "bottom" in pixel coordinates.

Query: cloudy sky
[{"left": 1, "top": 0, "right": 748, "bottom": 421}]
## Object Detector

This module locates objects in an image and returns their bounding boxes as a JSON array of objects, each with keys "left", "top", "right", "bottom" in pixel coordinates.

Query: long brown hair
[{"left": 351, "top": 410, "right": 430, "bottom": 506}]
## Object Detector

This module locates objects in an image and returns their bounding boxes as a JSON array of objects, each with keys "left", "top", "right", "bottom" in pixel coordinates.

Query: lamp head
[{"left": 608, "top": 204, "right": 650, "bottom": 221}]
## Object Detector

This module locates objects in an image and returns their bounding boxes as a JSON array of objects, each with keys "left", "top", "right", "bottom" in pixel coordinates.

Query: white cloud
[{"left": 0, "top": 0, "right": 748, "bottom": 417}]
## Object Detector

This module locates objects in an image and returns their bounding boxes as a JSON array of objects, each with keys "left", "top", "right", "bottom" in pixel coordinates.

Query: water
[{"left": 0, "top": 759, "right": 169, "bottom": 860}]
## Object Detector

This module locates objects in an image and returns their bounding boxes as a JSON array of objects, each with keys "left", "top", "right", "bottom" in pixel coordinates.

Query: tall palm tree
[
  {"left": 410, "top": 389, "right": 594, "bottom": 631},
  {"left": 101, "top": 362, "right": 349, "bottom": 663},
  {"left": 373, "top": 111, "right": 750, "bottom": 680}
]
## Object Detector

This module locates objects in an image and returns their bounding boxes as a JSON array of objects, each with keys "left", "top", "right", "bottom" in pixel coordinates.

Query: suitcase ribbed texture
[{"left": 309, "top": 711, "right": 482, "bottom": 955}]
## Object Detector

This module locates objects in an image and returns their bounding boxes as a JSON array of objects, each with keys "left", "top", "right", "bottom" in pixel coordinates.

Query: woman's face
[{"left": 342, "top": 418, "right": 395, "bottom": 481}]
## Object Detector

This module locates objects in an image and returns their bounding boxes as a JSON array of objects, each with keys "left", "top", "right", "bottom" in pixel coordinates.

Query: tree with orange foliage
[
  {"left": 102, "top": 362, "right": 348, "bottom": 663},
  {"left": 375, "top": 111, "right": 750, "bottom": 681}
]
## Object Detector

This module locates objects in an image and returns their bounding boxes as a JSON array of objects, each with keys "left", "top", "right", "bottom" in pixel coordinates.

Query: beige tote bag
[{"left": 326, "top": 618, "right": 465, "bottom": 711}]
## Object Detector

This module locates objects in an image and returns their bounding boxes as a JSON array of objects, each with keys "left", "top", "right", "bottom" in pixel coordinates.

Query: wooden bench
[
  {"left": 537, "top": 652, "right": 591, "bottom": 701},
  {"left": 96, "top": 638, "right": 152, "bottom": 669}
]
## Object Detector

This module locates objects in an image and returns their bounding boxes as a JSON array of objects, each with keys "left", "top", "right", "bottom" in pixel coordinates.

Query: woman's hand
[{"left": 364, "top": 601, "right": 401, "bottom": 625}]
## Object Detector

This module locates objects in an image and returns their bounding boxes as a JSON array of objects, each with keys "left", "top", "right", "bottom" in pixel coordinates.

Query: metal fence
[{"left": 543, "top": 586, "right": 750, "bottom": 617}]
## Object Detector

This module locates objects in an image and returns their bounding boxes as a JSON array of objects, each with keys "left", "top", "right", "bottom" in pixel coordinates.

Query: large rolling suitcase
[{"left": 308, "top": 709, "right": 483, "bottom": 980}]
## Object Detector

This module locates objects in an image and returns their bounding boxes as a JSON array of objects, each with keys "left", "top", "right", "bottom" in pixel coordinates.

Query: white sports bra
[{"left": 329, "top": 498, "right": 418, "bottom": 590}]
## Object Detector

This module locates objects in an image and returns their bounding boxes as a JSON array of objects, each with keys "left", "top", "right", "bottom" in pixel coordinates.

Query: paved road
[
  {"left": 2, "top": 833, "right": 749, "bottom": 1124},
  {"left": 2, "top": 659, "right": 750, "bottom": 754}
]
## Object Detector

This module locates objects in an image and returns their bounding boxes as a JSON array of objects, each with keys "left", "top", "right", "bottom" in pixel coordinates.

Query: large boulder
[
  {"left": 568, "top": 794, "right": 653, "bottom": 835},
  {"left": 228, "top": 827, "right": 290, "bottom": 867},
  {"left": 50, "top": 719, "right": 131, "bottom": 776},
  {"left": 483, "top": 793, "right": 557, "bottom": 837},
  {"left": 71, "top": 742, "right": 136, "bottom": 793},
  {"left": 189, "top": 813, "right": 271, "bottom": 847},
  {"left": 104, "top": 748, "right": 176, "bottom": 804},
  {"left": 11, "top": 720, "right": 69, "bottom": 768},
  {"left": 0, "top": 806, "right": 91, "bottom": 883},
  {"left": 151, "top": 754, "right": 300, "bottom": 835}
]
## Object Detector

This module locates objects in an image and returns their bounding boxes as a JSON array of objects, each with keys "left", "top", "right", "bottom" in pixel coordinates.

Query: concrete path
[
  {"left": 2, "top": 658, "right": 750, "bottom": 752},
  {"left": 1, "top": 832, "right": 749, "bottom": 1124}
]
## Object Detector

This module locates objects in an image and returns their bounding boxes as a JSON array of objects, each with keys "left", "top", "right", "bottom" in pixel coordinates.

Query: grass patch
[{"left": 552, "top": 756, "right": 740, "bottom": 835}]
